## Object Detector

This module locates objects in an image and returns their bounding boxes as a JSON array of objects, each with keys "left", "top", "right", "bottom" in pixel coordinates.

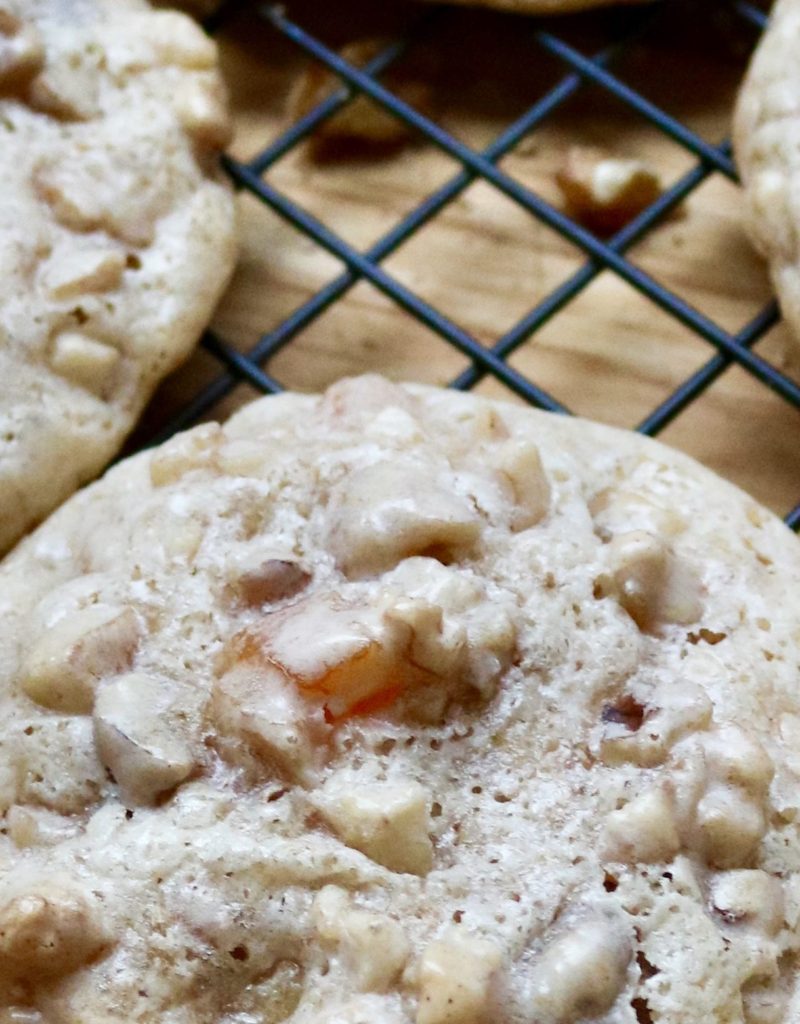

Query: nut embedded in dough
[
  {"left": 19, "top": 605, "right": 140, "bottom": 713},
  {"left": 0, "top": 878, "right": 110, "bottom": 981},
  {"left": 529, "top": 917, "right": 632, "bottom": 1022},
  {"left": 416, "top": 927, "right": 503, "bottom": 1024},
  {"left": 318, "top": 775, "right": 434, "bottom": 875},
  {"left": 93, "top": 673, "right": 198, "bottom": 806}
]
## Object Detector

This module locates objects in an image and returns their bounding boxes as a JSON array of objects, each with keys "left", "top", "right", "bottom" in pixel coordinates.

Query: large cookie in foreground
[
  {"left": 734, "top": 0, "right": 800, "bottom": 362},
  {"left": 1, "top": 376, "right": 799, "bottom": 1023},
  {"left": 0, "top": 0, "right": 237, "bottom": 555}
]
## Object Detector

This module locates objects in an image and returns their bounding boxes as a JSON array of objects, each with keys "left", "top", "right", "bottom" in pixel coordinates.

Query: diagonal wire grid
[{"left": 154, "top": 0, "right": 800, "bottom": 532}]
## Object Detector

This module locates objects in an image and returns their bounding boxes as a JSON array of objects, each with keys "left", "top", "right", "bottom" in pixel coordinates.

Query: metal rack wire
[{"left": 156, "top": 0, "right": 799, "bottom": 531}]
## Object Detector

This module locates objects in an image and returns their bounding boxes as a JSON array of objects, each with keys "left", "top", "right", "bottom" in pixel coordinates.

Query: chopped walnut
[
  {"left": 600, "top": 682, "right": 712, "bottom": 767},
  {"left": 495, "top": 439, "right": 550, "bottom": 531},
  {"left": 28, "top": 56, "right": 101, "bottom": 120},
  {"left": 42, "top": 248, "right": 126, "bottom": 300},
  {"left": 49, "top": 332, "right": 120, "bottom": 397},
  {"left": 212, "top": 659, "right": 319, "bottom": 782},
  {"left": 599, "top": 530, "right": 702, "bottom": 632},
  {"left": 416, "top": 927, "right": 502, "bottom": 1024},
  {"left": 693, "top": 786, "right": 766, "bottom": 870},
  {"left": 225, "top": 568, "right": 515, "bottom": 723},
  {"left": 287, "top": 39, "right": 431, "bottom": 161},
  {"left": 93, "top": 673, "right": 199, "bottom": 805},
  {"left": 0, "top": 877, "right": 110, "bottom": 982},
  {"left": 710, "top": 871, "right": 784, "bottom": 936},
  {"left": 529, "top": 917, "right": 631, "bottom": 1022},
  {"left": 313, "top": 886, "right": 410, "bottom": 992},
  {"left": 603, "top": 787, "right": 681, "bottom": 864},
  {"left": 556, "top": 145, "right": 662, "bottom": 235},
  {"left": 326, "top": 459, "right": 481, "bottom": 579},
  {"left": 19, "top": 605, "right": 140, "bottom": 713},
  {"left": 702, "top": 726, "right": 774, "bottom": 799},
  {"left": 317, "top": 774, "right": 434, "bottom": 876},
  {"left": 230, "top": 559, "right": 311, "bottom": 608}
]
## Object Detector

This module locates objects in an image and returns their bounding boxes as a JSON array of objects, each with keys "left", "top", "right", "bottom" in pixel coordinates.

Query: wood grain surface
[{"left": 135, "top": 0, "right": 800, "bottom": 519}]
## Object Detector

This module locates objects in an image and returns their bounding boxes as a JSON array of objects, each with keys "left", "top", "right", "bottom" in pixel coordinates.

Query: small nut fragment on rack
[
  {"left": 287, "top": 39, "right": 432, "bottom": 161},
  {"left": 556, "top": 145, "right": 663, "bottom": 235},
  {"left": 0, "top": 877, "right": 110, "bottom": 981},
  {"left": 529, "top": 917, "right": 631, "bottom": 1022},
  {"left": 49, "top": 332, "right": 120, "bottom": 396},
  {"left": 93, "top": 673, "right": 198, "bottom": 805},
  {"left": 416, "top": 927, "right": 503, "bottom": 1024},
  {"left": 19, "top": 605, "right": 140, "bottom": 713},
  {"left": 318, "top": 775, "right": 434, "bottom": 875}
]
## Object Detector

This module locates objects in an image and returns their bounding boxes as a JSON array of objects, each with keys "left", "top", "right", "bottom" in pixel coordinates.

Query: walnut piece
[
  {"left": 603, "top": 787, "right": 681, "bottom": 864},
  {"left": 313, "top": 886, "right": 410, "bottom": 992},
  {"left": 0, "top": 878, "right": 110, "bottom": 981},
  {"left": 599, "top": 530, "right": 702, "bottom": 632},
  {"left": 20, "top": 605, "right": 140, "bottom": 713},
  {"left": 287, "top": 39, "right": 431, "bottom": 161},
  {"left": 416, "top": 927, "right": 503, "bottom": 1024},
  {"left": 50, "top": 332, "right": 121, "bottom": 397},
  {"left": 93, "top": 673, "right": 198, "bottom": 805},
  {"left": 529, "top": 917, "right": 631, "bottom": 1022},
  {"left": 556, "top": 145, "right": 662, "bottom": 235},
  {"left": 326, "top": 460, "right": 481, "bottom": 579},
  {"left": 317, "top": 774, "right": 433, "bottom": 876}
]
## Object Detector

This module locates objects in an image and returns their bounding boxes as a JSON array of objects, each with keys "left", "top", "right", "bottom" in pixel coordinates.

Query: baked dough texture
[
  {"left": 0, "top": 0, "right": 237, "bottom": 555},
  {"left": 734, "top": 0, "right": 800, "bottom": 359},
  {"left": 1, "top": 376, "right": 799, "bottom": 1023}
]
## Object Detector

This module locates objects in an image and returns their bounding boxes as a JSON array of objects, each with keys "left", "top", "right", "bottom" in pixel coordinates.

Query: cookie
[
  {"left": 734, "top": 0, "right": 800, "bottom": 360},
  {"left": 1, "top": 375, "right": 799, "bottom": 1022},
  {"left": 417, "top": 0, "right": 647, "bottom": 14},
  {"left": 0, "top": 0, "right": 237, "bottom": 555}
]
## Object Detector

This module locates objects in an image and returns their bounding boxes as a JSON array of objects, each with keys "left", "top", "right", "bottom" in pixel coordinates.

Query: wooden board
[{"left": 135, "top": 0, "right": 800, "bottom": 519}]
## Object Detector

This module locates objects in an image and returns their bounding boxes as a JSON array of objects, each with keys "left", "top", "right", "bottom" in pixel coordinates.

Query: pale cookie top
[
  {"left": 734, "top": 0, "right": 800, "bottom": 359},
  {"left": 1, "top": 376, "right": 799, "bottom": 1023},
  {"left": 0, "top": 0, "right": 237, "bottom": 555}
]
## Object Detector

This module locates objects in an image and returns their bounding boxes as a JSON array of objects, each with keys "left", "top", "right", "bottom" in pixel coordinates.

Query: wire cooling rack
[{"left": 148, "top": 0, "right": 800, "bottom": 530}]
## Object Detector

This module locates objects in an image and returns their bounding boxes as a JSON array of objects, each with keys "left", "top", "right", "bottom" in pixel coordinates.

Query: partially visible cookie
[
  {"left": 1, "top": 376, "right": 799, "bottom": 1022},
  {"left": 0, "top": 0, "right": 237, "bottom": 554},
  {"left": 734, "top": 0, "right": 800, "bottom": 359},
  {"left": 417, "top": 0, "right": 647, "bottom": 13}
]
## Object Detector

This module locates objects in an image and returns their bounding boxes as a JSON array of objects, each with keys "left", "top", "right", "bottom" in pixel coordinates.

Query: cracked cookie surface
[
  {"left": 1, "top": 376, "right": 799, "bottom": 1023},
  {"left": 0, "top": 0, "right": 236, "bottom": 554}
]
